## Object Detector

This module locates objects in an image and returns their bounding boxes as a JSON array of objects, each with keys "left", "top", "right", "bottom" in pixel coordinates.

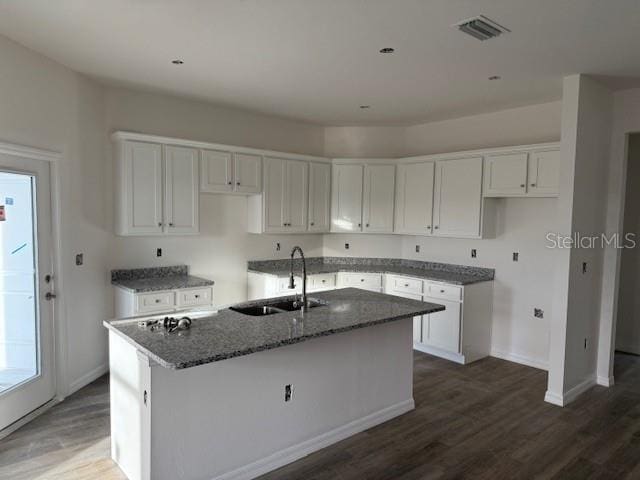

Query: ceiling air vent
[{"left": 454, "top": 15, "right": 510, "bottom": 41}]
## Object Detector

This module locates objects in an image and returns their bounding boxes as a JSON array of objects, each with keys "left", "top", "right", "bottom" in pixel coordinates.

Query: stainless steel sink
[
  {"left": 266, "top": 298, "right": 327, "bottom": 312},
  {"left": 229, "top": 305, "right": 283, "bottom": 316},
  {"left": 230, "top": 298, "right": 328, "bottom": 316}
]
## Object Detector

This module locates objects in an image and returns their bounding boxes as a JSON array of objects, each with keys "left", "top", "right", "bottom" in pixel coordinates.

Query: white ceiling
[{"left": 1, "top": 0, "right": 639, "bottom": 126}]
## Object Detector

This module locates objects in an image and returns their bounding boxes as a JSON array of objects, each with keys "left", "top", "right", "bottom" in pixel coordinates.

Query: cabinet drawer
[
  {"left": 426, "top": 283, "right": 462, "bottom": 302},
  {"left": 136, "top": 291, "right": 175, "bottom": 313},
  {"left": 338, "top": 272, "right": 382, "bottom": 291},
  {"left": 309, "top": 274, "right": 336, "bottom": 290},
  {"left": 176, "top": 287, "right": 213, "bottom": 307},
  {"left": 387, "top": 275, "right": 423, "bottom": 295}
]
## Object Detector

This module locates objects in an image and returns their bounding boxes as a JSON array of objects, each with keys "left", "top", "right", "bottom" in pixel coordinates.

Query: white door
[
  {"left": 422, "top": 298, "right": 461, "bottom": 353},
  {"left": 263, "top": 157, "right": 287, "bottom": 233},
  {"left": 200, "top": 149, "right": 233, "bottom": 193},
  {"left": 124, "top": 141, "right": 163, "bottom": 235},
  {"left": 331, "top": 164, "right": 363, "bottom": 232},
  {"left": 528, "top": 149, "right": 560, "bottom": 196},
  {"left": 234, "top": 153, "right": 262, "bottom": 194},
  {"left": 433, "top": 157, "right": 483, "bottom": 238},
  {"left": 362, "top": 164, "right": 395, "bottom": 233},
  {"left": 483, "top": 153, "right": 528, "bottom": 196},
  {"left": 285, "top": 160, "right": 308, "bottom": 232},
  {"left": 308, "top": 162, "right": 331, "bottom": 232},
  {"left": 395, "top": 162, "right": 434, "bottom": 235},
  {"left": 0, "top": 153, "right": 55, "bottom": 431},
  {"left": 164, "top": 145, "right": 199, "bottom": 235}
]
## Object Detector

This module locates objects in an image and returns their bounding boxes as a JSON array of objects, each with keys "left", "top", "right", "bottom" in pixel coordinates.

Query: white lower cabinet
[
  {"left": 247, "top": 272, "right": 336, "bottom": 300},
  {"left": 384, "top": 274, "right": 493, "bottom": 364},
  {"left": 336, "top": 272, "right": 383, "bottom": 292},
  {"left": 115, "top": 286, "right": 214, "bottom": 318}
]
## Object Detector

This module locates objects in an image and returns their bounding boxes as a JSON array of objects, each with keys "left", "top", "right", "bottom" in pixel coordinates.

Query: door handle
[{"left": 45, "top": 292, "right": 57, "bottom": 301}]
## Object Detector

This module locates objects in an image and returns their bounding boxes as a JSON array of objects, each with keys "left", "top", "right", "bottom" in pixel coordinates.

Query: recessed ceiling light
[
  {"left": 488, "top": 75, "right": 501, "bottom": 80},
  {"left": 360, "top": 105, "right": 371, "bottom": 109},
  {"left": 379, "top": 47, "right": 395, "bottom": 54},
  {"left": 171, "top": 59, "right": 184, "bottom": 65}
]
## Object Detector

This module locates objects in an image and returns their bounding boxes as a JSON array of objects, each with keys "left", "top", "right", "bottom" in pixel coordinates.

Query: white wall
[
  {"left": 0, "top": 34, "right": 111, "bottom": 395},
  {"left": 324, "top": 126, "right": 405, "bottom": 158},
  {"left": 615, "top": 135, "right": 640, "bottom": 354},
  {"left": 546, "top": 75, "right": 612, "bottom": 405}
]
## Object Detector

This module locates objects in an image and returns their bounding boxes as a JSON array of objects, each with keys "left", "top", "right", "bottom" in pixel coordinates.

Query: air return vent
[{"left": 454, "top": 15, "right": 510, "bottom": 41}]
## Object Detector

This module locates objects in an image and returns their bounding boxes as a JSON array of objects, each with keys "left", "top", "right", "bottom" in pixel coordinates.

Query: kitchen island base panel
[{"left": 109, "top": 318, "right": 414, "bottom": 480}]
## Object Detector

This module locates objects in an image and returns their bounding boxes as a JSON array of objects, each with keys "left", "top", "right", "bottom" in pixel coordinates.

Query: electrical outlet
[
  {"left": 156, "top": 248, "right": 162, "bottom": 257},
  {"left": 582, "top": 262, "right": 588, "bottom": 274},
  {"left": 75, "top": 253, "right": 83, "bottom": 266},
  {"left": 276, "top": 242, "right": 281, "bottom": 251},
  {"left": 534, "top": 308, "right": 544, "bottom": 319},
  {"left": 513, "top": 252, "right": 519, "bottom": 262},
  {"left": 471, "top": 249, "right": 477, "bottom": 258},
  {"left": 284, "top": 384, "right": 292, "bottom": 402},
  {"left": 415, "top": 245, "right": 420, "bottom": 253},
  {"left": 345, "top": 243, "right": 350, "bottom": 250}
]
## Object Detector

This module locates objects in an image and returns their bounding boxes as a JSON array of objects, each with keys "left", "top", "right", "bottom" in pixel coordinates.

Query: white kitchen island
[{"left": 104, "top": 288, "right": 444, "bottom": 480}]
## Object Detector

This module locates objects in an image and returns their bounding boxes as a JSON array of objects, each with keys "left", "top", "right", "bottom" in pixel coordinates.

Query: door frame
[{"left": 0, "top": 140, "right": 67, "bottom": 421}]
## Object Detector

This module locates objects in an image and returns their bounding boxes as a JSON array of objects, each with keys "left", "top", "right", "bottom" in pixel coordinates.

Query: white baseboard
[
  {"left": 413, "top": 343, "right": 465, "bottom": 364},
  {"left": 544, "top": 375, "right": 596, "bottom": 407},
  {"left": 597, "top": 375, "right": 614, "bottom": 387},
  {"left": 68, "top": 363, "right": 108, "bottom": 395},
  {"left": 213, "top": 399, "right": 415, "bottom": 480},
  {"left": 490, "top": 349, "right": 548, "bottom": 371},
  {"left": 0, "top": 397, "right": 60, "bottom": 440}
]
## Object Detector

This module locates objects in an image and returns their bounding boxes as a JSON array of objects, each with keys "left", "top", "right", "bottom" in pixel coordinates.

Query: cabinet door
[
  {"left": 528, "top": 149, "right": 560, "bottom": 196},
  {"left": 285, "top": 160, "right": 308, "bottom": 232},
  {"left": 164, "top": 145, "right": 199, "bottom": 235},
  {"left": 433, "top": 157, "right": 483, "bottom": 238},
  {"left": 331, "top": 164, "right": 363, "bottom": 232},
  {"left": 200, "top": 149, "right": 233, "bottom": 193},
  {"left": 308, "top": 162, "right": 331, "bottom": 232},
  {"left": 422, "top": 297, "right": 461, "bottom": 353},
  {"left": 395, "top": 162, "right": 434, "bottom": 235},
  {"left": 483, "top": 153, "right": 528, "bottom": 196},
  {"left": 362, "top": 164, "right": 395, "bottom": 233},
  {"left": 123, "top": 141, "right": 164, "bottom": 235},
  {"left": 234, "top": 153, "right": 262, "bottom": 194},
  {"left": 262, "top": 157, "right": 287, "bottom": 233},
  {"left": 388, "top": 290, "right": 423, "bottom": 343}
]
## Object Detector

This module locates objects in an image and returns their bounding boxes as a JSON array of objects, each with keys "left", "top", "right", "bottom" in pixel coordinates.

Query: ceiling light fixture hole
[
  {"left": 489, "top": 75, "right": 501, "bottom": 80},
  {"left": 360, "top": 105, "right": 371, "bottom": 109},
  {"left": 171, "top": 59, "right": 184, "bottom": 65},
  {"left": 379, "top": 47, "right": 395, "bottom": 54}
]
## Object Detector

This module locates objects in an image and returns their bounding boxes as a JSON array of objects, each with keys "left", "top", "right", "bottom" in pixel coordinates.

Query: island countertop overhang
[{"left": 103, "top": 288, "right": 445, "bottom": 370}]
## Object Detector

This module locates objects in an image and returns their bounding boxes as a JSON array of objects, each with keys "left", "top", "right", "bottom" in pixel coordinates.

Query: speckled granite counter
[
  {"left": 103, "top": 288, "right": 444, "bottom": 369},
  {"left": 248, "top": 257, "right": 494, "bottom": 285},
  {"left": 111, "top": 265, "right": 214, "bottom": 293}
]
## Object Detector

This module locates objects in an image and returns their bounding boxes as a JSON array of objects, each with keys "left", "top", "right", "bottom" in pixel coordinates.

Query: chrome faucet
[{"left": 288, "top": 246, "right": 308, "bottom": 313}]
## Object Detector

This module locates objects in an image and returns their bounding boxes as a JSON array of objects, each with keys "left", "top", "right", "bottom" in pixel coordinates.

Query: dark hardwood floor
[{"left": 2, "top": 352, "right": 640, "bottom": 479}]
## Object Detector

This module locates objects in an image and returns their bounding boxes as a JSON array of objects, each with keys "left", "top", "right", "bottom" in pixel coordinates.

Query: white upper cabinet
[
  {"left": 331, "top": 164, "right": 364, "bottom": 232},
  {"left": 528, "top": 149, "right": 560, "bottom": 196},
  {"left": 164, "top": 145, "right": 199, "bottom": 235},
  {"left": 234, "top": 153, "right": 262, "bottom": 194},
  {"left": 285, "top": 159, "right": 309, "bottom": 232},
  {"left": 433, "top": 156, "right": 483, "bottom": 238},
  {"left": 362, "top": 165, "right": 395, "bottom": 233},
  {"left": 252, "top": 156, "right": 309, "bottom": 233},
  {"left": 394, "top": 161, "right": 434, "bottom": 235},
  {"left": 201, "top": 150, "right": 261, "bottom": 194},
  {"left": 262, "top": 156, "right": 288, "bottom": 233},
  {"left": 115, "top": 139, "right": 199, "bottom": 236},
  {"left": 483, "top": 152, "right": 528, "bottom": 196},
  {"left": 482, "top": 146, "right": 559, "bottom": 197},
  {"left": 200, "top": 149, "right": 233, "bottom": 193},
  {"left": 120, "top": 141, "right": 164, "bottom": 236},
  {"left": 308, "top": 162, "right": 331, "bottom": 232}
]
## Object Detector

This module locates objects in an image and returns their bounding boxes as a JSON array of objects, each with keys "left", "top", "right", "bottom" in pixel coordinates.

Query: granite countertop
[
  {"left": 103, "top": 288, "right": 444, "bottom": 370},
  {"left": 247, "top": 257, "right": 494, "bottom": 285},
  {"left": 111, "top": 265, "right": 214, "bottom": 293}
]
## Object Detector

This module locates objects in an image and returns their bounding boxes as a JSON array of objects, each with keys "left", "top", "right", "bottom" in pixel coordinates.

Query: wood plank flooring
[{"left": 2, "top": 352, "right": 640, "bottom": 479}]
